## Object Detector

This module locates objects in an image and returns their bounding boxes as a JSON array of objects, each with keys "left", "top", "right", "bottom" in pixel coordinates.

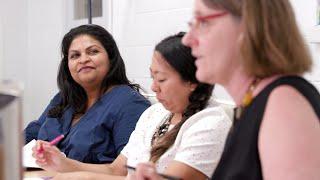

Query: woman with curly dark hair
[
  {"left": 32, "top": 32, "right": 231, "bottom": 180},
  {"left": 24, "top": 24, "right": 150, "bottom": 164}
]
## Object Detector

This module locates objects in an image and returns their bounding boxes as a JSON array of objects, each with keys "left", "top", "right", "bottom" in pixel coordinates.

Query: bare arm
[
  {"left": 259, "top": 85, "right": 320, "bottom": 180},
  {"left": 66, "top": 154, "right": 128, "bottom": 175},
  {"left": 164, "top": 161, "right": 207, "bottom": 180},
  {"left": 33, "top": 141, "right": 127, "bottom": 175}
]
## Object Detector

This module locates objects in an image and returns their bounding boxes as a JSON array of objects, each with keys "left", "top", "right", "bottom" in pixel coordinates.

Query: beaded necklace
[
  {"left": 234, "top": 78, "right": 260, "bottom": 120},
  {"left": 151, "top": 113, "right": 174, "bottom": 146}
]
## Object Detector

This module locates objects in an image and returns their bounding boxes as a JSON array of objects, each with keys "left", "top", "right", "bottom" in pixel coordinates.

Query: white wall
[
  {"left": 112, "top": 0, "right": 194, "bottom": 93},
  {"left": 0, "top": 0, "right": 66, "bottom": 126},
  {"left": 0, "top": 0, "right": 29, "bottom": 126},
  {"left": 290, "top": 0, "right": 320, "bottom": 90},
  {"left": 0, "top": 0, "right": 28, "bottom": 83},
  {"left": 24, "top": 0, "right": 65, "bottom": 126}
]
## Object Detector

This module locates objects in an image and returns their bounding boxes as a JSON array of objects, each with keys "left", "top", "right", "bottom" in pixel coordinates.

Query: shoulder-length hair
[{"left": 203, "top": 0, "right": 312, "bottom": 78}]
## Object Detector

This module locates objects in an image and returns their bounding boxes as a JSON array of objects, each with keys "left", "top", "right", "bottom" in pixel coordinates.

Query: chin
[
  {"left": 162, "top": 104, "right": 171, "bottom": 111},
  {"left": 162, "top": 103, "right": 174, "bottom": 112},
  {"left": 80, "top": 76, "right": 97, "bottom": 82},
  {"left": 196, "top": 71, "right": 212, "bottom": 84}
]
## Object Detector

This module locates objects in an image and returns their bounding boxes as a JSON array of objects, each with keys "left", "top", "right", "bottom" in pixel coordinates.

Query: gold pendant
[{"left": 242, "top": 92, "right": 252, "bottom": 107}]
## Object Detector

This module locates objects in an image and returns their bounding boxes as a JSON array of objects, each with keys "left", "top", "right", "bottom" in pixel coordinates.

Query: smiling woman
[
  {"left": 24, "top": 24, "right": 151, "bottom": 164},
  {"left": 67, "top": 35, "right": 110, "bottom": 94}
]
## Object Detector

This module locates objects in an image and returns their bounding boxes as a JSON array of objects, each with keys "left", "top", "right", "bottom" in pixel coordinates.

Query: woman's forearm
[
  {"left": 61, "top": 154, "right": 127, "bottom": 176},
  {"left": 64, "top": 158, "right": 114, "bottom": 174}
]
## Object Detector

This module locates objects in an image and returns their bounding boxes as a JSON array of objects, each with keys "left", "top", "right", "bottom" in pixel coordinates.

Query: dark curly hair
[
  {"left": 149, "top": 32, "right": 214, "bottom": 163},
  {"left": 48, "top": 24, "right": 140, "bottom": 118}
]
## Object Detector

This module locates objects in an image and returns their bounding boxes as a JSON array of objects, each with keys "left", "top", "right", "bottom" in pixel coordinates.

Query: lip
[
  {"left": 78, "top": 66, "right": 95, "bottom": 72},
  {"left": 195, "top": 58, "right": 202, "bottom": 66},
  {"left": 156, "top": 97, "right": 162, "bottom": 102},
  {"left": 156, "top": 96, "right": 164, "bottom": 103},
  {"left": 191, "top": 53, "right": 199, "bottom": 58},
  {"left": 193, "top": 54, "right": 204, "bottom": 63},
  {"left": 191, "top": 50, "right": 200, "bottom": 58},
  {"left": 194, "top": 52, "right": 203, "bottom": 60}
]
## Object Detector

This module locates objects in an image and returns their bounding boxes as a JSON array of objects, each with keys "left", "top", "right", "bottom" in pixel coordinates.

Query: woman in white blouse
[{"left": 32, "top": 32, "right": 231, "bottom": 180}]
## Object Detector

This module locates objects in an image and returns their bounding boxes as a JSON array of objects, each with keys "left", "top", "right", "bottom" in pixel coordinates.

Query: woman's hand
[
  {"left": 126, "top": 162, "right": 161, "bottom": 180},
  {"left": 32, "top": 140, "right": 70, "bottom": 172}
]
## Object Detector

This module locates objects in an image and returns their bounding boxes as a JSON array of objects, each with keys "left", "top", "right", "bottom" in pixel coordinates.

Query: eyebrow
[
  {"left": 149, "top": 68, "right": 158, "bottom": 75},
  {"left": 149, "top": 68, "right": 166, "bottom": 76},
  {"left": 69, "top": 45, "right": 102, "bottom": 53}
]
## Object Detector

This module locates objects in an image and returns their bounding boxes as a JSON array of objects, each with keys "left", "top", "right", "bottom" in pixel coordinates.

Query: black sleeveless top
[{"left": 211, "top": 76, "right": 320, "bottom": 180}]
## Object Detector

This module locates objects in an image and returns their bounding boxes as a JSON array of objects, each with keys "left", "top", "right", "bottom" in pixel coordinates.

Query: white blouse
[{"left": 121, "top": 103, "right": 231, "bottom": 177}]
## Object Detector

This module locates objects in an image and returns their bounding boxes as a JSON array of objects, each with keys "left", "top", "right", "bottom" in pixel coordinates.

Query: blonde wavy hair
[{"left": 203, "top": 0, "right": 312, "bottom": 78}]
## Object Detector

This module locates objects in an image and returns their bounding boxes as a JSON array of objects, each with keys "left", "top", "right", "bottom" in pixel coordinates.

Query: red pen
[{"left": 37, "top": 134, "right": 65, "bottom": 154}]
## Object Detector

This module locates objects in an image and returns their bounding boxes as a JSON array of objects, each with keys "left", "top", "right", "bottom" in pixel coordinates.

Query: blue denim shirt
[{"left": 24, "top": 85, "right": 150, "bottom": 164}]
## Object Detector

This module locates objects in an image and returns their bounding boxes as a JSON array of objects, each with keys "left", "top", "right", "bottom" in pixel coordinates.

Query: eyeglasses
[{"left": 188, "top": 11, "right": 228, "bottom": 33}]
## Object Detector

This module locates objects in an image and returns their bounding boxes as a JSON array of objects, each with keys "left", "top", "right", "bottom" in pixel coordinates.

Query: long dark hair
[
  {"left": 149, "top": 32, "right": 214, "bottom": 163},
  {"left": 48, "top": 24, "right": 140, "bottom": 118}
]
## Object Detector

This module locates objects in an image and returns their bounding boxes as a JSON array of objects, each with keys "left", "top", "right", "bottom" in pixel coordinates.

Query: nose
[
  {"left": 182, "top": 31, "right": 198, "bottom": 48},
  {"left": 79, "top": 53, "right": 90, "bottom": 64},
  {"left": 151, "top": 81, "right": 160, "bottom": 93}
]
